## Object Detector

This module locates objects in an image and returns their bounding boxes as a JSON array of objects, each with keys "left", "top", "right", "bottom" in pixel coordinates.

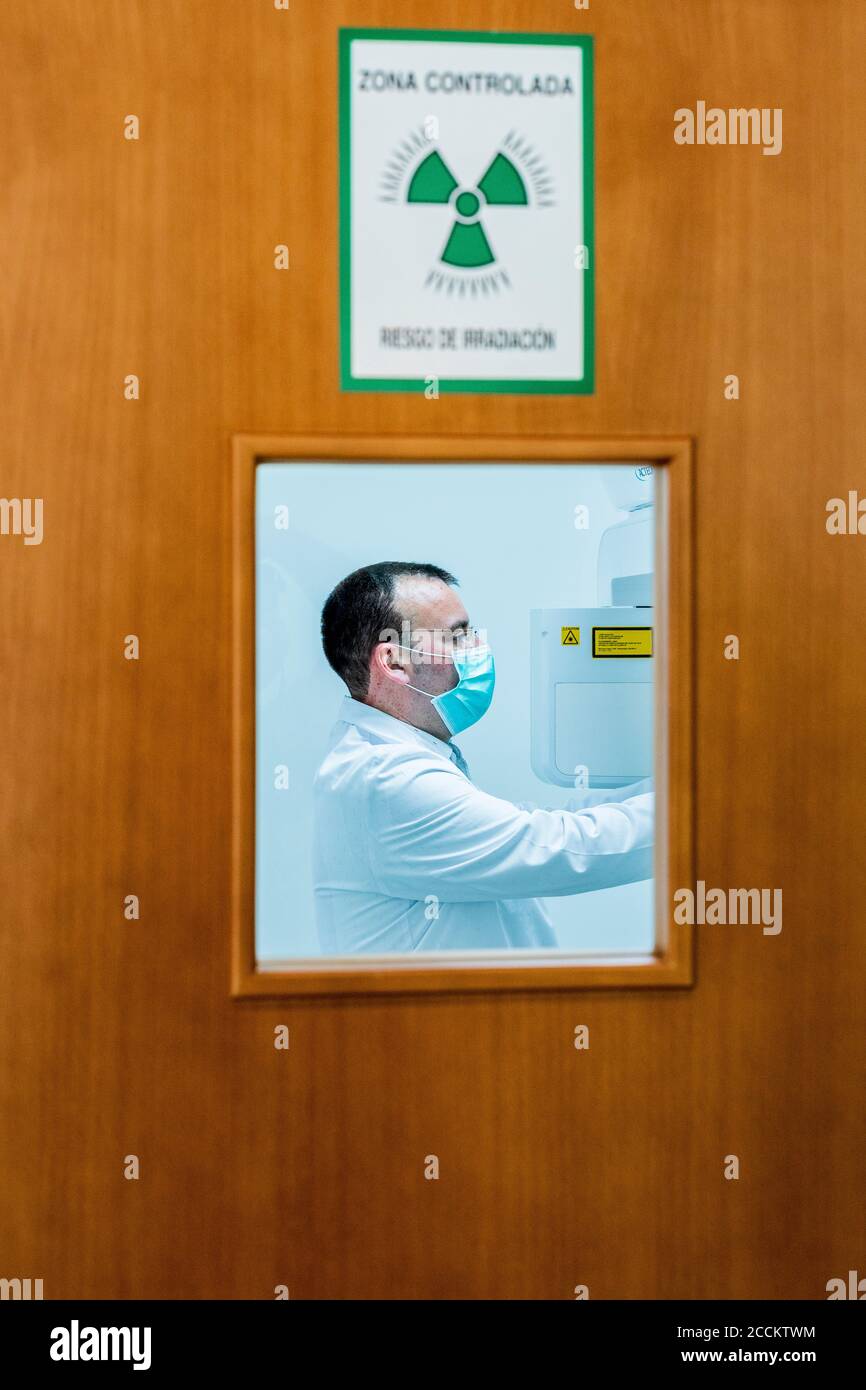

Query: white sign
[{"left": 339, "top": 28, "right": 594, "bottom": 394}]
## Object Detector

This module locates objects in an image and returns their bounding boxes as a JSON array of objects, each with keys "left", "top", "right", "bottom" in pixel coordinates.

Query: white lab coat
[{"left": 312, "top": 696, "right": 654, "bottom": 954}]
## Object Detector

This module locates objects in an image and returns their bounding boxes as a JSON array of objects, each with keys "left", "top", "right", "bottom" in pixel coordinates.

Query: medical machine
[{"left": 530, "top": 466, "right": 654, "bottom": 789}]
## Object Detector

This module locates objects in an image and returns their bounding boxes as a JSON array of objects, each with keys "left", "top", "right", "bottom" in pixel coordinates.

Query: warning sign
[
  {"left": 339, "top": 28, "right": 594, "bottom": 394},
  {"left": 592, "top": 627, "right": 653, "bottom": 658},
  {"left": 560, "top": 626, "right": 580, "bottom": 646}
]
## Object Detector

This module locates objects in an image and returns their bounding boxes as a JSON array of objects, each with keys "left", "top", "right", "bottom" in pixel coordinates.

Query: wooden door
[{"left": 2, "top": 0, "right": 863, "bottom": 1299}]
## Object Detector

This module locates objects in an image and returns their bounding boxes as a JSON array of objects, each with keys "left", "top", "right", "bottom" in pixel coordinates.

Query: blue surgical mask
[{"left": 401, "top": 643, "right": 496, "bottom": 736}]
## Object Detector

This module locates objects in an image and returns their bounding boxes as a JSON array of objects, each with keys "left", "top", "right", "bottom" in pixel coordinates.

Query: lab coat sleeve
[
  {"left": 366, "top": 753, "right": 654, "bottom": 903},
  {"left": 514, "top": 776, "right": 654, "bottom": 813}
]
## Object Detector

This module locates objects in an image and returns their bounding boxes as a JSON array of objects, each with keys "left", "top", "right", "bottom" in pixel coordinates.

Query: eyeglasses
[{"left": 400, "top": 625, "right": 484, "bottom": 660}]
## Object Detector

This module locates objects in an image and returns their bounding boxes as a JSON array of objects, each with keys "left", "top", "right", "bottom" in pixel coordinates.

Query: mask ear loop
[
  {"left": 389, "top": 642, "right": 490, "bottom": 691},
  {"left": 389, "top": 643, "right": 449, "bottom": 702}
]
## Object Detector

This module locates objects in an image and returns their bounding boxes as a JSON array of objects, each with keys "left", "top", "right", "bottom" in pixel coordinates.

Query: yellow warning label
[
  {"left": 560, "top": 626, "right": 580, "bottom": 646},
  {"left": 592, "top": 626, "right": 653, "bottom": 658}
]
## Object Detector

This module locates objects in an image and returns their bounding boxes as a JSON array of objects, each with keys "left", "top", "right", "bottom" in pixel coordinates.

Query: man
[{"left": 313, "top": 561, "right": 653, "bottom": 954}]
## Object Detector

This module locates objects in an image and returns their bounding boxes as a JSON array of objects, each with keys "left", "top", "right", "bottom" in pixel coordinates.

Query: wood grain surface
[{"left": 0, "top": 0, "right": 863, "bottom": 1298}]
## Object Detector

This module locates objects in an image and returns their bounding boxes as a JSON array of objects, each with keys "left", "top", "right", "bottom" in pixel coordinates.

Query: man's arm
[
  {"left": 366, "top": 753, "right": 653, "bottom": 903},
  {"left": 515, "top": 775, "right": 654, "bottom": 813}
]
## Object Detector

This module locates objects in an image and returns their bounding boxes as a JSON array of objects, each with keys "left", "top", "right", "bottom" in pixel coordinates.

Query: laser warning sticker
[
  {"left": 339, "top": 28, "right": 594, "bottom": 394},
  {"left": 561, "top": 626, "right": 580, "bottom": 645},
  {"left": 592, "top": 627, "right": 654, "bottom": 658}
]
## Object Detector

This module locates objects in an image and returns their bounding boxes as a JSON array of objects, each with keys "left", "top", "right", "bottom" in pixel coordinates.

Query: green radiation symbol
[{"left": 407, "top": 148, "right": 528, "bottom": 268}]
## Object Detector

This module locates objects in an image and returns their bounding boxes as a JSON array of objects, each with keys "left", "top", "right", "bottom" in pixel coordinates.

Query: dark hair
[{"left": 321, "top": 561, "right": 458, "bottom": 698}]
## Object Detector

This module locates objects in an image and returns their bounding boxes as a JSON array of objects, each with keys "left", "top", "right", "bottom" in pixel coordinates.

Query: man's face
[{"left": 391, "top": 575, "right": 475, "bottom": 699}]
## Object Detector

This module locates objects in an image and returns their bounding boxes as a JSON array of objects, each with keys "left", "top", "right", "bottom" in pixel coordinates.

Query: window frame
[{"left": 231, "top": 433, "right": 694, "bottom": 998}]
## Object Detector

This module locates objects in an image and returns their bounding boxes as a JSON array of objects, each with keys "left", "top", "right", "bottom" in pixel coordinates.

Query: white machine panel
[{"left": 531, "top": 607, "right": 653, "bottom": 788}]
